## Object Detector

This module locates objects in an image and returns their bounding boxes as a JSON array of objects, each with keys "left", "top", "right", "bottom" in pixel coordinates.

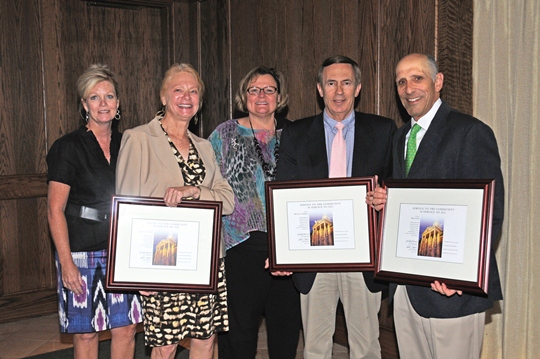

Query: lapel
[
  {"left": 147, "top": 117, "right": 185, "bottom": 185},
  {"left": 305, "top": 113, "right": 330, "bottom": 178},
  {"left": 407, "top": 101, "right": 451, "bottom": 177},
  {"left": 396, "top": 122, "right": 410, "bottom": 178},
  {"left": 351, "top": 112, "right": 376, "bottom": 176}
]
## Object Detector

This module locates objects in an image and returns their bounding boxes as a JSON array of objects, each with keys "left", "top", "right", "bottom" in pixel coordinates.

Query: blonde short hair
[
  {"left": 160, "top": 63, "right": 205, "bottom": 108},
  {"left": 76, "top": 64, "right": 119, "bottom": 119},
  {"left": 77, "top": 64, "right": 119, "bottom": 100}
]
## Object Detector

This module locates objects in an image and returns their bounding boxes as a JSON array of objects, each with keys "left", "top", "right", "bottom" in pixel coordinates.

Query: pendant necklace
[{"left": 248, "top": 118, "right": 279, "bottom": 180}]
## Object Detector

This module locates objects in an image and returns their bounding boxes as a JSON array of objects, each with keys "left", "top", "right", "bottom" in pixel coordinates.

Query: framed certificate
[
  {"left": 375, "top": 179, "right": 495, "bottom": 295},
  {"left": 265, "top": 177, "right": 376, "bottom": 272},
  {"left": 106, "top": 196, "right": 222, "bottom": 293}
]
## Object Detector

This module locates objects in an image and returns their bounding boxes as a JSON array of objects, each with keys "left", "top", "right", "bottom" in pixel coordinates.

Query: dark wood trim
[
  {"left": 0, "top": 289, "right": 57, "bottom": 324},
  {"left": 81, "top": 0, "right": 173, "bottom": 8},
  {"left": 0, "top": 174, "right": 47, "bottom": 200}
]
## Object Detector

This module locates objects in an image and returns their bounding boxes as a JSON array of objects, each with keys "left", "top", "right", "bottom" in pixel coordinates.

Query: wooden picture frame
[
  {"left": 265, "top": 177, "right": 376, "bottom": 272},
  {"left": 375, "top": 179, "right": 495, "bottom": 295},
  {"left": 106, "top": 196, "right": 222, "bottom": 293}
]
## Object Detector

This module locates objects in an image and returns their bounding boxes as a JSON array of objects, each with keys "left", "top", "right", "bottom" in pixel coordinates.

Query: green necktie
[{"left": 405, "top": 123, "right": 421, "bottom": 176}]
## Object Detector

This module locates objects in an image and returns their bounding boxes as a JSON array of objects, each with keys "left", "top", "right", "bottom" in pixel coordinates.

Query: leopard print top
[{"left": 159, "top": 120, "right": 205, "bottom": 188}]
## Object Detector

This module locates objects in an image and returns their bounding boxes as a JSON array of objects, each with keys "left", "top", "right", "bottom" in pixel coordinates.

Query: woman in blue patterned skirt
[{"left": 47, "top": 64, "right": 142, "bottom": 359}]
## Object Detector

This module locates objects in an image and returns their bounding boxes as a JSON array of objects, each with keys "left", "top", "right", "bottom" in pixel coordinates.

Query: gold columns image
[
  {"left": 418, "top": 220, "right": 443, "bottom": 257},
  {"left": 311, "top": 215, "right": 334, "bottom": 246},
  {"left": 153, "top": 235, "right": 178, "bottom": 266}
]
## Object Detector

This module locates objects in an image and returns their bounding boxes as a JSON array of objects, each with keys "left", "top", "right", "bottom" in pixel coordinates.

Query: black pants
[{"left": 218, "top": 232, "right": 301, "bottom": 359}]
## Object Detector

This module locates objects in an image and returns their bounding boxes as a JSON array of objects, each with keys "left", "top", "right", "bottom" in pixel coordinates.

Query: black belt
[{"left": 65, "top": 203, "right": 109, "bottom": 222}]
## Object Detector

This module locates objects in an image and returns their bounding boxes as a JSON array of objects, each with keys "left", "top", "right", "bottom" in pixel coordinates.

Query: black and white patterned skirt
[{"left": 142, "top": 258, "right": 228, "bottom": 347}]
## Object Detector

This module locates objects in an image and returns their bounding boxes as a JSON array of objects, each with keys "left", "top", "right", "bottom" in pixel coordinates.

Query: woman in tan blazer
[{"left": 116, "top": 63, "right": 234, "bottom": 359}]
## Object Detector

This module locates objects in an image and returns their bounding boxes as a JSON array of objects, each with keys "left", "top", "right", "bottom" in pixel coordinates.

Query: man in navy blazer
[
  {"left": 276, "top": 55, "right": 396, "bottom": 359},
  {"left": 369, "top": 53, "right": 504, "bottom": 358}
]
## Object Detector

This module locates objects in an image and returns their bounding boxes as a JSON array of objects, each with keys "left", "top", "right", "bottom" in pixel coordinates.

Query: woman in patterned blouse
[{"left": 209, "top": 67, "right": 301, "bottom": 359}]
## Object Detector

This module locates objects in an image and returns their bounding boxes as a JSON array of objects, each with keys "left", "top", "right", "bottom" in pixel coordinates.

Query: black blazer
[
  {"left": 276, "top": 111, "right": 397, "bottom": 294},
  {"left": 391, "top": 101, "right": 504, "bottom": 318}
]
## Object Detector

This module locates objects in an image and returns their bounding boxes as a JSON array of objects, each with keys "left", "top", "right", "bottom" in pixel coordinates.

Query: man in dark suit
[
  {"left": 368, "top": 53, "right": 504, "bottom": 358},
  {"left": 276, "top": 55, "right": 396, "bottom": 358}
]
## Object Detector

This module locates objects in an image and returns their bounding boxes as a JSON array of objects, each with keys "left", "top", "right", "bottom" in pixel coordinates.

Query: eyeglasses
[{"left": 247, "top": 86, "right": 278, "bottom": 96}]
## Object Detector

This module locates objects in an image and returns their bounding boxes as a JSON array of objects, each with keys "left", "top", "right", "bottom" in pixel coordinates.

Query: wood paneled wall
[
  {"left": 0, "top": 0, "right": 55, "bottom": 320},
  {"left": 0, "top": 0, "right": 179, "bottom": 322},
  {"left": 0, "top": 0, "right": 472, "bottom": 332},
  {"left": 198, "top": 0, "right": 472, "bottom": 137}
]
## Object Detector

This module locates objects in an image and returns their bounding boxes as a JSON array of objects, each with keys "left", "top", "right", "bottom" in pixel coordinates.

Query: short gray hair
[{"left": 425, "top": 54, "right": 439, "bottom": 81}]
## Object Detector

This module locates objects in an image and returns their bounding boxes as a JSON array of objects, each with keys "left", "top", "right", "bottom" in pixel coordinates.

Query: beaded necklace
[{"left": 248, "top": 118, "right": 279, "bottom": 180}]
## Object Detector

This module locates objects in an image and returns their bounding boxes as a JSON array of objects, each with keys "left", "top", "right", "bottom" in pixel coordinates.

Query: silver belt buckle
[{"left": 79, "top": 206, "right": 101, "bottom": 221}]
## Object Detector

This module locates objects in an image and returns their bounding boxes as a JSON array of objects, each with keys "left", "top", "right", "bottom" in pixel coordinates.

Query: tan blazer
[{"left": 116, "top": 117, "right": 235, "bottom": 256}]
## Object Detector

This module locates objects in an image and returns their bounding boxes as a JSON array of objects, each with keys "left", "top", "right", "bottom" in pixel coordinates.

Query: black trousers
[{"left": 218, "top": 232, "right": 301, "bottom": 359}]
